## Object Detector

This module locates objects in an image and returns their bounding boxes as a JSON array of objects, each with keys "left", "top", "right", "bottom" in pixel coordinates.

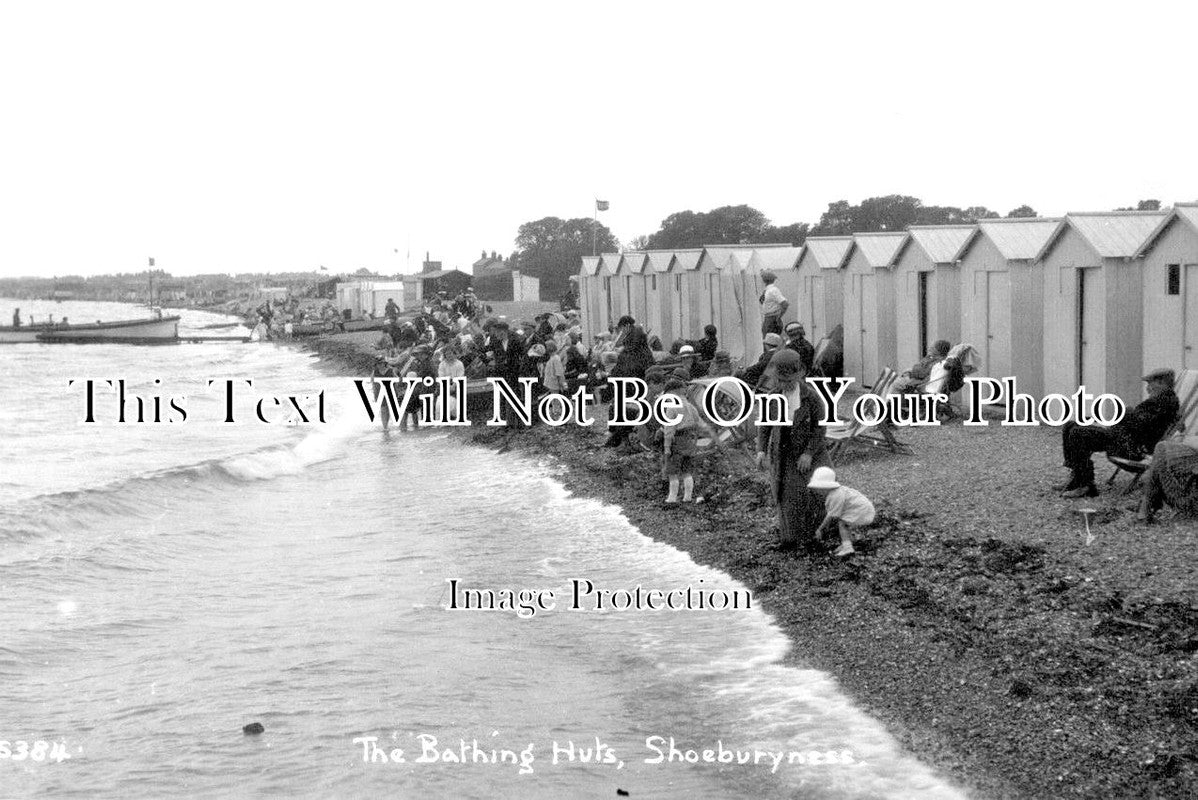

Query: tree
[
  {"left": 1006, "top": 205, "right": 1038, "bottom": 218},
  {"left": 761, "top": 222, "right": 810, "bottom": 246},
  {"left": 627, "top": 234, "right": 651, "bottom": 251},
  {"left": 1114, "top": 199, "right": 1162, "bottom": 211},
  {"left": 514, "top": 216, "right": 619, "bottom": 299},
  {"left": 646, "top": 205, "right": 771, "bottom": 249}
]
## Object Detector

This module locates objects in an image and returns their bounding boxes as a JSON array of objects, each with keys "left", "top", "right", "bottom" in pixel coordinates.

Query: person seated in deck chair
[
  {"left": 1057, "top": 368, "right": 1180, "bottom": 498},
  {"left": 1138, "top": 435, "right": 1198, "bottom": 522},
  {"left": 892, "top": 339, "right": 952, "bottom": 394}
]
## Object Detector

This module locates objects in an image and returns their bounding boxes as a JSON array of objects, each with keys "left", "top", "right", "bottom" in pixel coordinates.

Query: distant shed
[
  {"left": 957, "top": 218, "right": 1062, "bottom": 398},
  {"left": 595, "top": 252, "right": 620, "bottom": 336},
  {"left": 1135, "top": 203, "right": 1198, "bottom": 372},
  {"left": 579, "top": 256, "right": 602, "bottom": 342},
  {"left": 1038, "top": 211, "right": 1169, "bottom": 403},
  {"left": 843, "top": 232, "right": 907, "bottom": 384},
  {"left": 794, "top": 236, "right": 852, "bottom": 347},
  {"left": 892, "top": 225, "right": 974, "bottom": 367}
]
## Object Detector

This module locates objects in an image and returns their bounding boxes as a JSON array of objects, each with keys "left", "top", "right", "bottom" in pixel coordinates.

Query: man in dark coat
[
  {"left": 736, "top": 333, "right": 784, "bottom": 390},
  {"left": 783, "top": 322, "right": 815, "bottom": 373},
  {"left": 1057, "top": 368, "right": 1180, "bottom": 497},
  {"left": 756, "top": 349, "right": 829, "bottom": 551}
]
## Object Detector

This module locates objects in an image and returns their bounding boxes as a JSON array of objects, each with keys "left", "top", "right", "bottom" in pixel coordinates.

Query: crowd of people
[{"left": 363, "top": 292, "right": 1196, "bottom": 544}]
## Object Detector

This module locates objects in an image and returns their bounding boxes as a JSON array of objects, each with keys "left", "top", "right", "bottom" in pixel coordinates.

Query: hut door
[
  {"left": 1186, "top": 264, "right": 1198, "bottom": 369},
  {"left": 672, "top": 275, "right": 685, "bottom": 342},
  {"left": 918, "top": 270, "right": 930, "bottom": 358},
  {"left": 1077, "top": 268, "right": 1104, "bottom": 389},
  {"left": 809, "top": 276, "right": 824, "bottom": 341},
  {"left": 860, "top": 273, "right": 878, "bottom": 382},
  {"left": 985, "top": 271, "right": 1011, "bottom": 380}
]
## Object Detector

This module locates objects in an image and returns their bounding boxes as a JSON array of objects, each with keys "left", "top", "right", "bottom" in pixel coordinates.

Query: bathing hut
[
  {"left": 668, "top": 249, "right": 704, "bottom": 342},
  {"left": 607, "top": 252, "right": 630, "bottom": 323},
  {"left": 578, "top": 256, "right": 602, "bottom": 343},
  {"left": 794, "top": 237, "right": 852, "bottom": 346},
  {"left": 843, "top": 232, "right": 907, "bottom": 385},
  {"left": 620, "top": 252, "right": 650, "bottom": 330},
  {"left": 712, "top": 250, "right": 765, "bottom": 363},
  {"left": 746, "top": 246, "right": 804, "bottom": 328},
  {"left": 1135, "top": 203, "right": 1198, "bottom": 372},
  {"left": 644, "top": 250, "right": 677, "bottom": 345},
  {"left": 956, "top": 218, "right": 1062, "bottom": 397},
  {"left": 594, "top": 252, "right": 621, "bottom": 337},
  {"left": 1037, "top": 211, "right": 1169, "bottom": 403},
  {"left": 698, "top": 245, "right": 770, "bottom": 350},
  {"left": 892, "top": 225, "right": 975, "bottom": 368}
]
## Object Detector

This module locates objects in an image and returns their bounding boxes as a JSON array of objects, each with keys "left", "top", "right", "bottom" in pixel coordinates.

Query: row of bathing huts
[{"left": 577, "top": 204, "right": 1198, "bottom": 405}]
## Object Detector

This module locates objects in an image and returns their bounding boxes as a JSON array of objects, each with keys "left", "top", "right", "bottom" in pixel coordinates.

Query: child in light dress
[{"left": 808, "top": 466, "right": 875, "bottom": 557}]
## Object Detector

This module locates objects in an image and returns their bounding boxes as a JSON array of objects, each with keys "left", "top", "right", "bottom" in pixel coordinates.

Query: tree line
[{"left": 510, "top": 195, "right": 1163, "bottom": 301}]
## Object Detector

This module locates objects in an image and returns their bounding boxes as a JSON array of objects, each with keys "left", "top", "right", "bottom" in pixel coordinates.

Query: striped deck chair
[
  {"left": 824, "top": 367, "right": 912, "bottom": 460},
  {"left": 1107, "top": 368, "right": 1198, "bottom": 492}
]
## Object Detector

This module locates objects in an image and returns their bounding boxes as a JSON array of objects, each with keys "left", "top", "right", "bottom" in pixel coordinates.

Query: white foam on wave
[{"left": 520, "top": 470, "right": 969, "bottom": 800}]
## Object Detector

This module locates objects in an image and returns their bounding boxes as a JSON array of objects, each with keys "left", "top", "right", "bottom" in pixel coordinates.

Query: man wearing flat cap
[
  {"left": 1057, "top": 368, "right": 1180, "bottom": 498},
  {"left": 758, "top": 271, "right": 788, "bottom": 337}
]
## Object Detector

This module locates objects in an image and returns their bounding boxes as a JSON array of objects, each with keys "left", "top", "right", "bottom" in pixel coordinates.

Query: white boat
[
  {"left": 0, "top": 323, "right": 54, "bottom": 343},
  {"left": 32, "top": 316, "right": 181, "bottom": 344}
]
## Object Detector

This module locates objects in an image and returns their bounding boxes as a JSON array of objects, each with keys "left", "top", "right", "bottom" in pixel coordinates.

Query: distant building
[{"left": 472, "top": 251, "right": 539, "bottom": 302}]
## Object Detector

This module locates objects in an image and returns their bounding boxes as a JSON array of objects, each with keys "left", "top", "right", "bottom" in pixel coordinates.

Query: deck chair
[
  {"left": 824, "top": 367, "right": 912, "bottom": 460},
  {"left": 685, "top": 377, "right": 754, "bottom": 446},
  {"left": 1107, "top": 368, "right": 1198, "bottom": 492}
]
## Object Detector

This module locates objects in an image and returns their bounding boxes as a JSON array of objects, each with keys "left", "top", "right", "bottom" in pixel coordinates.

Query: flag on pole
[
  {"left": 148, "top": 257, "right": 155, "bottom": 267},
  {"left": 596, "top": 200, "right": 609, "bottom": 212}
]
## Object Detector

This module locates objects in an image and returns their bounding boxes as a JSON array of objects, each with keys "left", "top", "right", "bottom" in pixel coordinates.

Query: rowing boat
[{"left": 33, "top": 316, "right": 181, "bottom": 344}]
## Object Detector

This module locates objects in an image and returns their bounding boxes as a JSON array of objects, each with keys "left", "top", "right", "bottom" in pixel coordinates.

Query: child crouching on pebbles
[
  {"left": 661, "top": 376, "right": 716, "bottom": 504},
  {"left": 808, "top": 466, "right": 875, "bottom": 556}
]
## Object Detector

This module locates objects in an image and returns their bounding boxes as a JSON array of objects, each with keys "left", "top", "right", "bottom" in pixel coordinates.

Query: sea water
[{"left": 0, "top": 299, "right": 967, "bottom": 799}]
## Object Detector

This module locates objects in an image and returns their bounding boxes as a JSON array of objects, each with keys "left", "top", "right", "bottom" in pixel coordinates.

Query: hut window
[
  {"left": 651, "top": 275, "right": 657, "bottom": 290},
  {"left": 1167, "top": 264, "right": 1180, "bottom": 295}
]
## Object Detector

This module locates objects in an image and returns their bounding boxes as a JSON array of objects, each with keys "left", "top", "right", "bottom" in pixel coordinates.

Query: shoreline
[{"left": 298, "top": 333, "right": 1197, "bottom": 799}]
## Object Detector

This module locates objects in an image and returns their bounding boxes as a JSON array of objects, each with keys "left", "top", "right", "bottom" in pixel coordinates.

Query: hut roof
[
  {"left": 699, "top": 246, "right": 756, "bottom": 270},
  {"left": 1042, "top": 211, "right": 1170, "bottom": 260},
  {"left": 968, "top": 218, "right": 1063, "bottom": 261},
  {"left": 598, "top": 253, "right": 622, "bottom": 273},
  {"left": 622, "top": 252, "right": 648, "bottom": 274},
  {"left": 580, "top": 256, "right": 601, "bottom": 276},
  {"left": 645, "top": 251, "right": 675, "bottom": 273},
  {"left": 747, "top": 246, "right": 802, "bottom": 272},
  {"left": 851, "top": 232, "right": 908, "bottom": 268},
  {"left": 1135, "top": 204, "right": 1198, "bottom": 257},
  {"left": 673, "top": 249, "right": 703, "bottom": 271},
  {"left": 1178, "top": 203, "right": 1198, "bottom": 231},
  {"left": 905, "top": 225, "right": 976, "bottom": 264},
  {"left": 801, "top": 236, "right": 854, "bottom": 270}
]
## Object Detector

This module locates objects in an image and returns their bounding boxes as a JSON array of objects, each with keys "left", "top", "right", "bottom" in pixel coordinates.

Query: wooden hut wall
[
  {"left": 959, "top": 233, "right": 1045, "bottom": 397},
  {"left": 1140, "top": 210, "right": 1198, "bottom": 373},
  {"left": 893, "top": 242, "right": 933, "bottom": 369},
  {"left": 794, "top": 241, "right": 849, "bottom": 347},
  {"left": 609, "top": 256, "right": 630, "bottom": 321},
  {"left": 1039, "top": 226, "right": 1146, "bottom": 404},
  {"left": 893, "top": 234, "right": 966, "bottom": 368},
  {"left": 843, "top": 241, "right": 900, "bottom": 385}
]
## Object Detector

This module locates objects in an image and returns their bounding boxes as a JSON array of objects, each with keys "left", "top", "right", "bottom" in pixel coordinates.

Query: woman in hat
[{"left": 756, "top": 349, "right": 830, "bottom": 550}]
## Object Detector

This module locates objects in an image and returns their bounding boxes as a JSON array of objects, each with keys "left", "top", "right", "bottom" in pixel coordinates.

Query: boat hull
[
  {"left": 0, "top": 326, "right": 46, "bottom": 343},
  {"left": 36, "top": 316, "right": 180, "bottom": 344}
]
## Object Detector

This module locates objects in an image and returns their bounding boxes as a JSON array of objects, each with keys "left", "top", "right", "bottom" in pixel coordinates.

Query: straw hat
[{"left": 808, "top": 466, "right": 840, "bottom": 489}]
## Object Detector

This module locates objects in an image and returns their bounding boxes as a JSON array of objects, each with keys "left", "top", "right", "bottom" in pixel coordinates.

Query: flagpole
[{"left": 592, "top": 199, "right": 598, "bottom": 257}]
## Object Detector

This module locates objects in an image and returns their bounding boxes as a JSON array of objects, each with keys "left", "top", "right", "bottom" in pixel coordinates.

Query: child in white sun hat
[{"left": 808, "top": 466, "right": 875, "bottom": 557}]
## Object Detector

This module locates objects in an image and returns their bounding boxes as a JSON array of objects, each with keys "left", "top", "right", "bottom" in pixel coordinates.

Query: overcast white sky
[{"left": 1, "top": 0, "right": 1195, "bottom": 278}]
